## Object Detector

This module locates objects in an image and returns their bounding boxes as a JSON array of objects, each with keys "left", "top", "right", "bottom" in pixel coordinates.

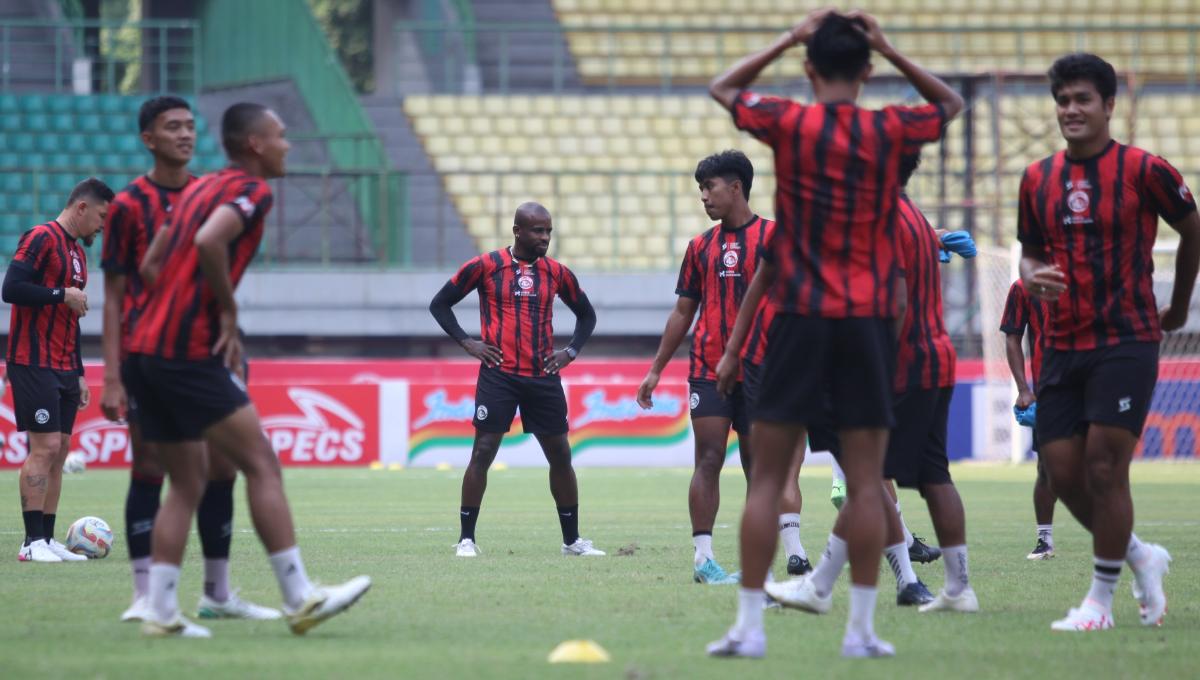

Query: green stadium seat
[
  {"left": 47, "top": 153, "right": 72, "bottom": 169},
  {"left": 47, "top": 174, "right": 76, "bottom": 194},
  {"left": 19, "top": 95, "right": 47, "bottom": 113},
  {"left": 72, "top": 96, "right": 99, "bottom": 113},
  {"left": 13, "top": 135, "right": 34, "bottom": 153},
  {"left": 25, "top": 113, "right": 49, "bottom": 132},
  {"left": 0, "top": 213, "right": 24, "bottom": 234},
  {"left": 0, "top": 152, "right": 18, "bottom": 168},
  {"left": 25, "top": 154, "right": 48, "bottom": 169},
  {"left": 122, "top": 153, "right": 145, "bottom": 169},
  {"left": 105, "top": 116, "right": 130, "bottom": 134},
  {"left": 79, "top": 114, "right": 102, "bottom": 133},
  {"left": 11, "top": 195, "right": 34, "bottom": 214},
  {"left": 98, "top": 95, "right": 125, "bottom": 115},
  {"left": 1, "top": 113, "right": 21, "bottom": 131},
  {"left": 0, "top": 132, "right": 8, "bottom": 149},
  {"left": 48, "top": 97, "right": 73, "bottom": 114},
  {"left": 89, "top": 135, "right": 114, "bottom": 154},
  {"left": 0, "top": 94, "right": 17, "bottom": 112},
  {"left": 51, "top": 113, "right": 74, "bottom": 132},
  {"left": 73, "top": 153, "right": 98, "bottom": 170},
  {"left": 39, "top": 194, "right": 61, "bottom": 214},
  {"left": 1, "top": 173, "right": 26, "bottom": 193},
  {"left": 37, "top": 136, "right": 59, "bottom": 154},
  {"left": 64, "top": 134, "right": 88, "bottom": 154},
  {"left": 197, "top": 135, "right": 218, "bottom": 154},
  {"left": 115, "top": 135, "right": 142, "bottom": 154}
]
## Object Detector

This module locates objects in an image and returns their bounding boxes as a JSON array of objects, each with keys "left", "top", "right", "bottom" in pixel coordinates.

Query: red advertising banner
[{"left": 0, "top": 382, "right": 379, "bottom": 469}]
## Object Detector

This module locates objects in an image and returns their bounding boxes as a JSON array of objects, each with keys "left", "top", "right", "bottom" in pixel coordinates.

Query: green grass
[{"left": 1, "top": 464, "right": 1197, "bottom": 679}]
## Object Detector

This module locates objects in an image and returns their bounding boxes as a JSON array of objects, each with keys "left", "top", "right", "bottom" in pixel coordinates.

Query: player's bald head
[{"left": 514, "top": 202, "right": 552, "bottom": 228}]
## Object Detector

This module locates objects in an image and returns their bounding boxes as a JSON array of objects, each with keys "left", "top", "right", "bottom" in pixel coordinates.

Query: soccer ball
[
  {"left": 63, "top": 451, "right": 86, "bottom": 474},
  {"left": 65, "top": 516, "right": 113, "bottom": 559}
]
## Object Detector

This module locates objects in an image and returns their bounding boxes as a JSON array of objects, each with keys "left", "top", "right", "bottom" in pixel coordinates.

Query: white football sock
[
  {"left": 885, "top": 541, "right": 917, "bottom": 589},
  {"left": 1037, "top": 524, "right": 1054, "bottom": 546},
  {"left": 131, "top": 556, "right": 151, "bottom": 599},
  {"left": 148, "top": 563, "right": 181, "bottom": 622},
  {"left": 779, "top": 514, "right": 806, "bottom": 560},
  {"left": 1087, "top": 557, "right": 1122, "bottom": 612},
  {"left": 942, "top": 545, "right": 970, "bottom": 596},
  {"left": 203, "top": 558, "right": 230, "bottom": 602},
  {"left": 1125, "top": 533, "right": 1148, "bottom": 570},
  {"left": 897, "top": 499, "right": 915, "bottom": 547},
  {"left": 811, "top": 533, "right": 848, "bottom": 598},
  {"left": 830, "top": 456, "right": 845, "bottom": 483},
  {"left": 693, "top": 533, "right": 714, "bottom": 566},
  {"left": 268, "top": 546, "right": 315, "bottom": 611},
  {"left": 846, "top": 585, "right": 878, "bottom": 640},
  {"left": 734, "top": 588, "right": 765, "bottom": 636}
]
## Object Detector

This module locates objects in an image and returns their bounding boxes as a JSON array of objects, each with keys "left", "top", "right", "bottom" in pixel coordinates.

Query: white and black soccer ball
[{"left": 63, "top": 452, "right": 86, "bottom": 474}]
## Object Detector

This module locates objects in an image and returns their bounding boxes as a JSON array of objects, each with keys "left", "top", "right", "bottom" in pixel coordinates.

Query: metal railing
[
  {"left": 394, "top": 21, "right": 1200, "bottom": 94},
  {"left": 0, "top": 18, "right": 199, "bottom": 94}
]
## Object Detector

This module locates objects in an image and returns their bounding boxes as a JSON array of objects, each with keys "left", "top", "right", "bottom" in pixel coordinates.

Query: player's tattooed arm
[
  {"left": 709, "top": 8, "right": 833, "bottom": 110},
  {"left": 1161, "top": 210, "right": 1200, "bottom": 332}
]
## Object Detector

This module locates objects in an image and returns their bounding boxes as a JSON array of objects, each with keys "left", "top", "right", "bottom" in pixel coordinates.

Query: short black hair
[
  {"left": 807, "top": 13, "right": 870, "bottom": 82},
  {"left": 66, "top": 177, "right": 114, "bottom": 206},
  {"left": 899, "top": 153, "right": 921, "bottom": 187},
  {"left": 221, "top": 102, "right": 271, "bottom": 157},
  {"left": 695, "top": 150, "right": 753, "bottom": 200},
  {"left": 1048, "top": 53, "right": 1117, "bottom": 101},
  {"left": 138, "top": 95, "right": 191, "bottom": 132}
]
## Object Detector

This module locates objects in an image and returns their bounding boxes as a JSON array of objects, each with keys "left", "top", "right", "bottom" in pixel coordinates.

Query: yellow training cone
[
  {"left": 368, "top": 461, "right": 385, "bottom": 471},
  {"left": 547, "top": 640, "right": 611, "bottom": 664},
  {"left": 494, "top": 462, "right": 509, "bottom": 471},
  {"left": 387, "top": 463, "right": 405, "bottom": 471},
  {"left": 435, "top": 462, "right": 453, "bottom": 471}
]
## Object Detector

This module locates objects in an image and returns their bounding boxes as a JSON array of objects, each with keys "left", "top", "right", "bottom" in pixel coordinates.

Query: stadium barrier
[{"left": 0, "top": 358, "right": 1193, "bottom": 469}]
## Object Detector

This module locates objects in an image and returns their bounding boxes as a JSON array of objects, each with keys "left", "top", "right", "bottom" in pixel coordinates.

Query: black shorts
[
  {"left": 688, "top": 378, "right": 750, "bottom": 435},
  {"left": 6, "top": 363, "right": 81, "bottom": 433},
  {"left": 473, "top": 367, "right": 568, "bottom": 436},
  {"left": 1036, "top": 342, "right": 1158, "bottom": 443},
  {"left": 754, "top": 314, "right": 896, "bottom": 430},
  {"left": 744, "top": 358, "right": 841, "bottom": 457},
  {"left": 120, "top": 359, "right": 141, "bottom": 428},
  {"left": 124, "top": 354, "right": 250, "bottom": 443},
  {"left": 884, "top": 386, "right": 953, "bottom": 489}
]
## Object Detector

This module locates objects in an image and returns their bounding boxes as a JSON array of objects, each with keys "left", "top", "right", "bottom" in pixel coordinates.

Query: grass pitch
[{"left": 1, "top": 463, "right": 1197, "bottom": 679}]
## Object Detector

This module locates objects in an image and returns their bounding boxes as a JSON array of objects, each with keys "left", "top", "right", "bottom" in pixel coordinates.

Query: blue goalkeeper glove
[
  {"left": 1014, "top": 402, "right": 1037, "bottom": 428},
  {"left": 939, "top": 249, "right": 952, "bottom": 263},
  {"left": 940, "top": 231, "right": 977, "bottom": 260}
]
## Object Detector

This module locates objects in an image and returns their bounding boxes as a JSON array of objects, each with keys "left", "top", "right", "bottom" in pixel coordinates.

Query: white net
[{"left": 976, "top": 243, "right": 1025, "bottom": 462}]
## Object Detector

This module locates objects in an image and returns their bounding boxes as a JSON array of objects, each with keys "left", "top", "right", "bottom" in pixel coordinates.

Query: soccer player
[
  {"left": 5, "top": 178, "right": 110, "bottom": 562},
  {"left": 886, "top": 157, "right": 978, "bottom": 613},
  {"left": 706, "top": 9, "right": 962, "bottom": 658},
  {"left": 101, "top": 96, "right": 278, "bottom": 621},
  {"left": 123, "top": 103, "right": 371, "bottom": 638},
  {"left": 1000, "top": 278, "right": 1058, "bottom": 560},
  {"left": 1018, "top": 53, "right": 1198, "bottom": 631},
  {"left": 430, "top": 202, "right": 602, "bottom": 558},
  {"left": 637, "top": 150, "right": 808, "bottom": 584}
]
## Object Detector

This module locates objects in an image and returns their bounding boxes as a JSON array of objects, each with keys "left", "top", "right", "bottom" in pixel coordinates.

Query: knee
[
  {"left": 1084, "top": 457, "right": 1122, "bottom": 493},
  {"left": 240, "top": 439, "right": 282, "bottom": 481},
  {"left": 694, "top": 447, "right": 726, "bottom": 478},
  {"left": 131, "top": 452, "right": 164, "bottom": 479}
]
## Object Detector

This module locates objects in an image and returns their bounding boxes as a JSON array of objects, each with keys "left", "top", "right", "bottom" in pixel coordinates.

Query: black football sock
[
  {"left": 557, "top": 504, "right": 579, "bottom": 545},
  {"left": 42, "top": 513, "right": 56, "bottom": 542},
  {"left": 197, "top": 479, "right": 235, "bottom": 560},
  {"left": 125, "top": 477, "right": 162, "bottom": 560},
  {"left": 459, "top": 506, "right": 480, "bottom": 542},
  {"left": 22, "top": 510, "right": 44, "bottom": 545}
]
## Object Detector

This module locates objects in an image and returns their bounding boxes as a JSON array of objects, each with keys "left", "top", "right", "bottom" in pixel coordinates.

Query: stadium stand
[{"left": 551, "top": 0, "right": 1200, "bottom": 83}]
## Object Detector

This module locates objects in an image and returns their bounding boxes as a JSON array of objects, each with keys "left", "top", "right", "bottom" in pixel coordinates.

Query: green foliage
[
  {"left": 1, "top": 465, "right": 1197, "bottom": 678},
  {"left": 308, "top": 0, "right": 374, "bottom": 93}
]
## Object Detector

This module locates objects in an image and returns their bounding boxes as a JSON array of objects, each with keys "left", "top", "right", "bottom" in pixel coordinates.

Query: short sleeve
[
  {"left": 1016, "top": 169, "right": 1044, "bottom": 249},
  {"left": 12, "top": 227, "right": 50, "bottom": 269},
  {"left": 450, "top": 256, "right": 484, "bottom": 295},
  {"left": 732, "top": 90, "right": 800, "bottom": 147},
  {"left": 1143, "top": 155, "right": 1197, "bottom": 225},
  {"left": 556, "top": 263, "right": 583, "bottom": 305},
  {"left": 999, "top": 282, "right": 1029, "bottom": 335},
  {"left": 227, "top": 180, "right": 274, "bottom": 233},
  {"left": 882, "top": 103, "right": 947, "bottom": 149},
  {"left": 100, "top": 201, "right": 135, "bottom": 274},
  {"left": 674, "top": 240, "right": 701, "bottom": 299}
]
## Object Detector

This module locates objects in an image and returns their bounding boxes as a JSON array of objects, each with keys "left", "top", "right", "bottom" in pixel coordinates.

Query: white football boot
[
  {"left": 141, "top": 613, "right": 213, "bottom": 638},
  {"left": 1130, "top": 543, "right": 1171, "bottom": 626},
  {"left": 46, "top": 539, "right": 88, "bottom": 561},
  {"left": 454, "top": 538, "right": 480, "bottom": 557},
  {"left": 764, "top": 575, "right": 832, "bottom": 614},
  {"left": 285, "top": 575, "right": 372, "bottom": 635},
  {"left": 1050, "top": 600, "right": 1114, "bottom": 632},
  {"left": 197, "top": 590, "right": 283, "bottom": 620},
  {"left": 562, "top": 538, "right": 606, "bottom": 556},
  {"left": 121, "top": 595, "right": 153, "bottom": 622},
  {"left": 17, "top": 539, "right": 62, "bottom": 563}
]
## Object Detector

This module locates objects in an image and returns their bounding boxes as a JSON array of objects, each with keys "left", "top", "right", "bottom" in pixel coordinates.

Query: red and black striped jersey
[
  {"left": 732, "top": 90, "right": 946, "bottom": 318},
  {"left": 894, "top": 195, "right": 955, "bottom": 392},
  {"left": 101, "top": 174, "right": 195, "bottom": 354},
  {"left": 449, "top": 248, "right": 584, "bottom": 377},
  {"left": 1017, "top": 141, "right": 1196, "bottom": 350},
  {"left": 676, "top": 216, "right": 773, "bottom": 380},
  {"left": 1000, "top": 279, "right": 1048, "bottom": 388},
  {"left": 6, "top": 221, "right": 87, "bottom": 372},
  {"left": 127, "top": 167, "right": 272, "bottom": 360},
  {"left": 742, "top": 222, "right": 780, "bottom": 368}
]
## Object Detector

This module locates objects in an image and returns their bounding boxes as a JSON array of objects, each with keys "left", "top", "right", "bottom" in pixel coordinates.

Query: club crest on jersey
[
  {"left": 234, "top": 196, "right": 256, "bottom": 217},
  {"left": 34, "top": 409, "right": 49, "bottom": 425},
  {"left": 1067, "top": 190, "right": 1090, "bottom": 213},
  {"left": 518, "top": 275, "right": 534, "bottom": 290},
  {"left": 722, "top": 251, "right": 739, "bottom": 268}
]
